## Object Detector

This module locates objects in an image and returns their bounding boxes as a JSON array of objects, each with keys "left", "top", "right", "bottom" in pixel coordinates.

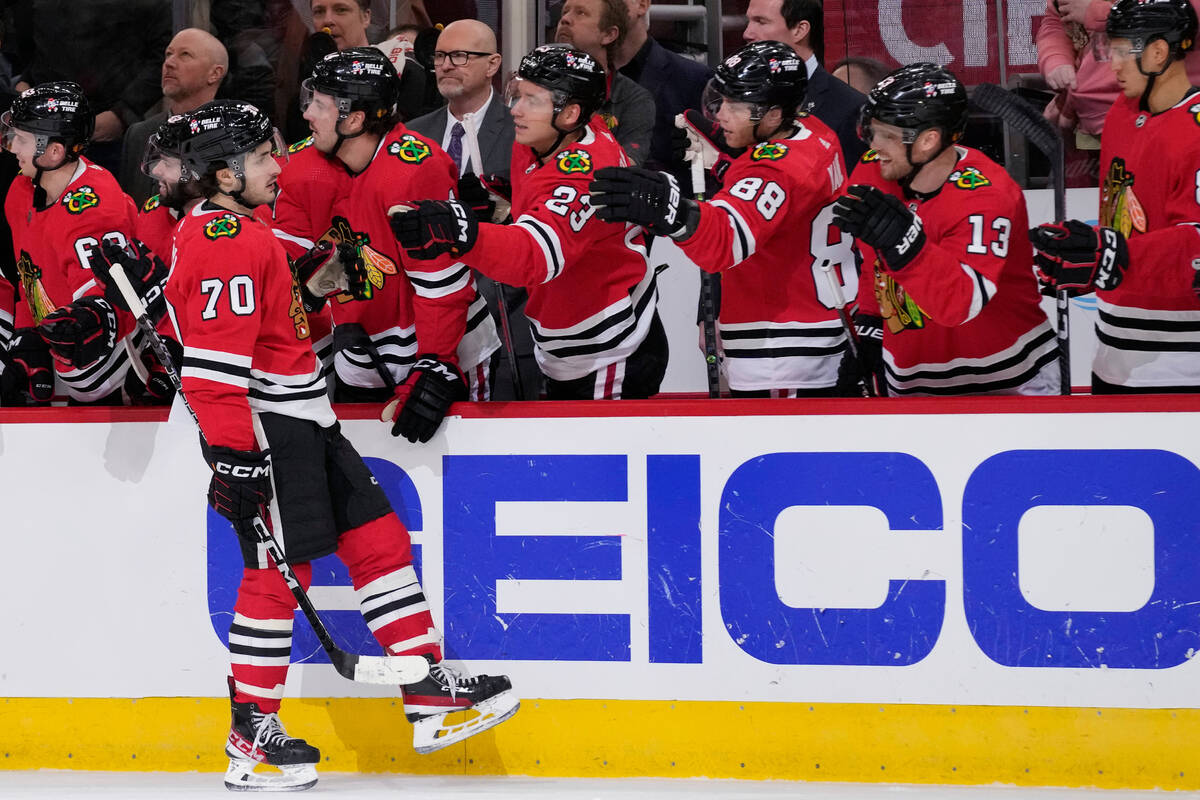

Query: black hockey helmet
[
  {"left": 511, "top": 44, "right": 608, "bottom": 123},
  {"left": 702, "top": 41, "right": 808, "bottom": 122},
  {"left": 858, "top": 63, "right": 969, "bottom": 146},
  {"left": 302, "top": 47, "right": 401, "bottom": 124},
  {"left": 1104, "top": 0, "right": 1197, "bottom": 59},
  {"left": 0, "top": 81, "right": 93, "bottom": 161},
  {"left": 175, "top": 100, "right": 283, "bottom": 206}
]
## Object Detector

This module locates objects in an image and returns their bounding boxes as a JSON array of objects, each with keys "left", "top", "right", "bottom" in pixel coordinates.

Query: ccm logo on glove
[{"left": 213, "top": 462, "right": 271, "bottom": 479}]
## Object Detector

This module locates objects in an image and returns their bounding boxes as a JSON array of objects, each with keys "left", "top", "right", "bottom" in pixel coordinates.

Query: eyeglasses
[{"left": 433, "top": 50, "right": 494, "bottom": 67}]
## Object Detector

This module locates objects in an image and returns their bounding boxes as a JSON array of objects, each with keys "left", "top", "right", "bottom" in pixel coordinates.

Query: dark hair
[
  {"left": 597, "top": 0, "right": 629, "bottom": 68},
  {"left": 831, "top": 56, "right": 889, "bottom": 85},
  {"left": 780, "top": 0, "right": 824, "bottom": 64}
]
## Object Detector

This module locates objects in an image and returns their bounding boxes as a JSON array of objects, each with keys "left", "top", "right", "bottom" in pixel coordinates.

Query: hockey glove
[
  {"left": 834, "top": 314, "right": 887, "bottom": 397},
  {"left": 1029, "top": 220, "right": 1127, "bottom": 294},
  {"left": 37, "top": 296, "right": 119, "bottom": 369},
  {"left": 389, "top": 199, "right": 479, "bottom": 260},
  {"left": 589, "top": 166, "right": 700, "bottom": 239},
  {"left": 292, "top": 240, "right": 369, "bottom": 312},
  {"left": 95, "top": 239, "right": 169, "bottom": 323},
  {"left": 0, "top": 328, "right": 54, "bottom": 405},
  {"left": 204, "top": 444, "right": 273, "bottom": 538},
  {"left": 673, "top": 109, "right": 743, "bottom": 190},
  {"left": 124, "top": 336, "right": 183, "bottom": 406},
  {"left": 832, "top": 185, "right": 926, "bottom": 271},
  {"left": 381, "top": 356, "right": 468, "bottom": 444}
]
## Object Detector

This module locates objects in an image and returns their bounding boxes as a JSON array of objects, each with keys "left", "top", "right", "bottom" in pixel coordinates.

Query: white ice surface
[{"left": 0, "top": 772, "right": 1195, "bottom": 799}]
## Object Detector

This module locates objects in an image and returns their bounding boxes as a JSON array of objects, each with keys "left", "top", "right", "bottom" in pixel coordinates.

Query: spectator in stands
[
  {"left": 831, "top": 56, "right": 889, "bottom": 96},
  {"left": 557, "top": 0, "right": 655, "bottom": 165},
  {"left": 743, "top": 0, "right": 866, "bottom": 165},
  {"left": 11, "top": 0, "right": 171, "bottom": 175},
  {"left": 312, "top": 0, "right": 372, "bottom": 50},
  {"left": 120, "top": 29, "right": 229, "bottom": 206},
  {"left": 407, "top": 21, "right": 536, "bottom": 400},
  {"left": 612, "top": 0, "right": 712, "bottom": 171}
]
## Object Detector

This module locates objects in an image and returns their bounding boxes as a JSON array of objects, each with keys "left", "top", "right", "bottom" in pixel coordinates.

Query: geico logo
[{"left": 215, "top": 462, "right": 269, "bottom": 479}]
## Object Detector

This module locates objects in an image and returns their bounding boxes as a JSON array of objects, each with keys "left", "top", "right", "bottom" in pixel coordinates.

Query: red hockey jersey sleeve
[
  {"left": 171, "top": 218, "right": 265, "bottom": 451},
  {"left": 1117, "top": 161, "right": 1200, "bottom": 296}
]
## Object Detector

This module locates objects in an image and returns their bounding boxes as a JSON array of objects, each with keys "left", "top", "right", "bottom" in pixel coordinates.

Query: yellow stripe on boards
[{"left": 1, "top": 698, "right": 1198, "bottom": 789}]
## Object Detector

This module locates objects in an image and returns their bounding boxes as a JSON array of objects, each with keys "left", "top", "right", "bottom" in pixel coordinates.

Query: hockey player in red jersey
[
  {"left": 157, "top": 101, "right": 516, "bottom": 791},
  {"left": 391, "top": 44, "right": 666, "bottom": 399},
  {"left": 830, "top": 64, "right": 1059, "bottom": 396},
  {"left": 1031, "top": 0, "right": 1200, "bottom": 393},
  {"left": 0, "top": 82, "right": 144, "bottom": 404},
  {"left": 586, "top": 40, "right": 853, "bottom": 397},
  {"left": 300, "top": 48, "right": 499, "bottom": 438}
]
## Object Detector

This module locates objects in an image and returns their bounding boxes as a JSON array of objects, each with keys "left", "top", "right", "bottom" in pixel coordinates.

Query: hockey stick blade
[
  {"left": 108, "top": 263, "right": 429, "bottom": 686},
  {"left": 970, "top": 83, "right": 1062, "bottom": 169}
]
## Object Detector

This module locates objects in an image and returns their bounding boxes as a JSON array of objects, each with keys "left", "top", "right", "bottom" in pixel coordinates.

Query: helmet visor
[
  {"left": 140, "top": 132, "right": 183, "bottom": 183},
  {"left": 1093, "top": 33, "right": 1144, "bottom": 62},
  {"left": 701, "top": 79, "right": 766, "bottom": 124},
  {"left": 856, "top": 105, "right": 918, "bottom": 147}
]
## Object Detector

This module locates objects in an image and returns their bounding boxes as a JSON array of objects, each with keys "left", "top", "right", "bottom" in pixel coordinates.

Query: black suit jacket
[
  {"left": 621, "top": 37, "right": 713, "bottom": 170},
  {"left": 804, "top": 65, "right": 867, "bottom": 167},
  {"left": 406, "top": 92, "right": 515, "bottom": 179}
]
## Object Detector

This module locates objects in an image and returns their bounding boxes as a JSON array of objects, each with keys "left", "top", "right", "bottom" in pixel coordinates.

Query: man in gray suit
[{"left": 408, "top": 20, "right": 539, "bottom": 401}]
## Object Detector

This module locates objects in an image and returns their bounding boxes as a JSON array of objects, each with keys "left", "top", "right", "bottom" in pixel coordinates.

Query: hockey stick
[
  {"left": 332, "top": 322, "right": 397, "bottom": 392},
  {"left": 817, "top": 259, "right": 874, "bottom": 397},
  {"left": 971, "top": 83, "right": 1071, "bottom": 395},
  {"left": 107, "top": 263, "right": 429, "bottom": 686},
  {"left": 461, "top": 112, "right": 525, "bottom": 400},
  {"left": 681, "top": 123, "right": 722, "bottom": 398}
]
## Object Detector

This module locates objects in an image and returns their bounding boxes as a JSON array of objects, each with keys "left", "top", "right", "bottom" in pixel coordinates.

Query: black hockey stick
[
  {"left": 107, "top": 263, "right": 429, "bottom": 686},
  {"left": 687, "top": 156, "right": 722, "bottom": 398},
  {"left": 332, "top": 322, "right": 397, "bottom": 392},
  {"left": 818, "top": 259, "right": 875, "bottom": 397},
  {"left": 491, "top": 283, "right": 527, "bottom": 400},
  {"left": 971, "top": 82, "right": 1071, "bottom": 395}
]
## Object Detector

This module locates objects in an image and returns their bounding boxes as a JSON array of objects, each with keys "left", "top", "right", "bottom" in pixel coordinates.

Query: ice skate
[
  {"left": 402, "top": 657, "right": 520, "bottom": 753},
  {"left": 224, "top": 693, "right": 320, "bottom": 792}
]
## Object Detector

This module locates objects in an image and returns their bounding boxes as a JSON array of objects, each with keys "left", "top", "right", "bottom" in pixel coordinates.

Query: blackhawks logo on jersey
[
  {"left": 1099, "top": 157, "right": 1145, "bottom": 237},
  {"left": 204, "top": 213, "right": 242, "bottom": 240},
  {"left": 288, "top": 136, "right": 314, "bottom": 154},
  {"left": 874, "top": 260, "right": 927, "bottom": 334},
  {"left": 317, "top": 215, "right": 397, "bottom": 301},
  {"left": 142, "top": 194, "right": 161, "bottom": 213},
  {"left": 861, "top": 149, "right": 879, "bottom": 163},
  {"left": 287, "top": 278, "right": 312, "bottom": 341},
  {"left": 62, "top": 185, "right": 99, "bottom": 215},
  {"left": 949, "top": 166, "right": 990, "bottom": 190},
  {"left": 750, "top": 141, "right": 789, "bottom": 161},
  {"left": 388, "top": 134, "right": 431, "bottom": 164},
  {"left": 16, "top": 250, "right": 55, "bottom": 324},
  {"left": 1190, "top": 102, "right": 1200, "bottom": 126},
  {"left": 556, "top": 148, "right": 592, "bottom": 175}
]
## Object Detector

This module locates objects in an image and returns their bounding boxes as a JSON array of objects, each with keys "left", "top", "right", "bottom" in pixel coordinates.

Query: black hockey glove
[
  {"left": 124, "top": 336, "right": 183, "bottom": 406},
  {"left": 204, "top": 444, "right": 273, "bottom": 538},
  {"left": 292, "top": 240, "right": 369, "bottom": 312},
  {"left": 389, "top": 199, "right": 479, "bottom": 260},
  {"left": 1029, "top": 220, "right": 1127, "bottom": 294},
  {"left": 589, "top": 166, "right": 700, "bottom": 239},
  {"left": 832, "top": 185, "right": 926, "bottom": 271},
  {"left": 0, "top": 328, "right": 54, "bottom": 405},
  {"left": 37, "top": 296, "right": 119, "bottom": 369},
  {"left": 672, "top": 108, "right": 743, "bottom": 190},
  {"left": 95, "top": 238, "right": 169, "bottom": 323},
  {"left": 382, "top": 356, "right": 468, "bottom": 444},
  {"left": 835, "top": 315, "right": 887, "bottom": 397}
]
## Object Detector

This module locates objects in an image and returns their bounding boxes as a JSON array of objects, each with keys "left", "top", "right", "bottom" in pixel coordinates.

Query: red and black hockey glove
[
  {"left": 292, "top": 240, "right": 369, "bottom": 312},
  {"left": 834, "top": 314, "right": 887, "bottom": 398},
  {"left": 832, "top": 185, "right": 926, "bottom": 271},
  {"left": 672, "top": 108, "right": 743, "bottom": 191},
  {"left": 204, "top": 444, "right": 273, "bottom": 539},
  {"left": 0, "top": 328, "right": 54, "bottom": 405},
  {"left": 95, "top": 238, "right": 169, "bottom": 323},
  {"left": 124, "top": 336, "right": 183, "bottom": 406},
  {"left": 589, "top": 166, "right": 700, "bottom": 239},
  {"left": 381, "top": 356, "right": 468, "bottom": 444},
  {"left": 1029, "top": 220, "right": 1127, "bottom": 294},
  {"left": 37, "top": 296, "right": 119, "bottom": 369},
  {"left": 389, "top": 199, "right": 479, "bottom": 260}
]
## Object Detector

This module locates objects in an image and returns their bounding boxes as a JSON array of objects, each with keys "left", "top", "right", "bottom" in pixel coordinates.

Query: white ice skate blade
[
  {"left": 224, "top": 757, "right": 318, "bottom": 792},
  {"left": 412, "top": 690, "right": 520, "bottom": 754}
]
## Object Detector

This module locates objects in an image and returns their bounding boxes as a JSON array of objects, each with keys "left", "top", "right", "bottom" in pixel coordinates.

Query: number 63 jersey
[
  {"left": 850, "top": 146, "right": 1058, "bottom": 395},
  {"left": 674, "top": 115, "right": 855, "bottom": 392}
]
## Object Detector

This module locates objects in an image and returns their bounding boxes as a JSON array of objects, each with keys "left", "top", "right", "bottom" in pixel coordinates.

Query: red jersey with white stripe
[
  {"left": 4, "top": 158, "right": 140, "bottom": 401},
  {"left": 329, "top": 124, "right": 498, "bottom": 389},
  {"left": 850, "top": 146, "right": 1057, "bottom": 395},
  {"left": 166, "top": 201, "right": 334, "bottom": 451},
  {"left": 1093, "top": 90, "right": 1200, "bottom": 389},
  {"left": 467, "top": 122, "right": 655, "bottom": 381},
  {"left": 676, "top": 116, "right": 852, "bottom": 391}
]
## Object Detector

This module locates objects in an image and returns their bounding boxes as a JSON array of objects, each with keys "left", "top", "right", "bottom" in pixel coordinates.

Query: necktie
[{"left": 447, "top": 122, "right": 465, "bottom": 173}]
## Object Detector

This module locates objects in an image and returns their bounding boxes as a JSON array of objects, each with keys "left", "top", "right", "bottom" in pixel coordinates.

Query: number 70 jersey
[{"left": 675, "top": 115, "right": 855, "bottom": 391}]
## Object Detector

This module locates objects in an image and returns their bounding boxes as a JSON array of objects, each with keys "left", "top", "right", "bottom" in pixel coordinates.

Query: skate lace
[
  {"left": 251, "top": 711, "right": 293, "bottom": 753},
  {"left": 430, "top": 661, "right": 480, "bottom": 700}
]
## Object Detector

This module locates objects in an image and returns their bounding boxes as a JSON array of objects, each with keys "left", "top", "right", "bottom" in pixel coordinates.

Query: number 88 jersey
[{"left": 675, "top": 115, "right": 854, "bottom": 392}]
